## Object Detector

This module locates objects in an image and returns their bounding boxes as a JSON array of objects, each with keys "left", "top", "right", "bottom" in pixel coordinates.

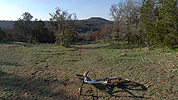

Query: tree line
[
  {"left": 110, "top": 0, "right": 178, "bottom": 49},
  {"left": 0, "top": 0, "right": 177, "bottom": 49}
]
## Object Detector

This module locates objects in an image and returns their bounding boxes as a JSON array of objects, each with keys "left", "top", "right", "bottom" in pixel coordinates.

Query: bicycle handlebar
[
  {"left": 76, "top": 74, "right": 84, "bottom": 77},
  {"left": 84, "top": 71, "right": 89, "bottom": 77}
]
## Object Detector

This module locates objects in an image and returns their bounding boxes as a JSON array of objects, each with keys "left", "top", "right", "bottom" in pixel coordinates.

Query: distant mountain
[
  {"left": 0, "top": 17, "right": 112, "bottom": 32},
  {"left": 76, "top": 17, "right": 112, "bottom": 33},
  {"left": 86, "top": 17, "right": 110, "bottom": 22}
]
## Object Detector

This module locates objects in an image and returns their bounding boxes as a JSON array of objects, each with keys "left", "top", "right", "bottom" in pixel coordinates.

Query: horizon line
[{"left": 0, "top": 17, "right": 113, "bottom": 21}]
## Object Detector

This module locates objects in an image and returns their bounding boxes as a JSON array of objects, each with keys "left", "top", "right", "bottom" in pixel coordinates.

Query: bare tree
[
  {"left": 123, "top": 0, "right": 143, "bottom": 44},
  {"left": 110, "top": 2, "right": 125, "bottom": 41},
  {"left": 110, "top": 0, "right": 146, "bottom": 45},
  {"left": 49, "top": 7, "right": 77, "bottom": 47}
]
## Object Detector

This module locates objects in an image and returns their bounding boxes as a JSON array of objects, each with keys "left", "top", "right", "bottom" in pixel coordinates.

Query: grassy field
[{"left": 0, "top": 42, "right": 178, "bottom": 100}]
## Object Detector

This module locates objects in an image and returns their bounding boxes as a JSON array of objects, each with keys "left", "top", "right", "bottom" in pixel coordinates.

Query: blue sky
[{"left": 0, "top": 0, "right": 122, "bottom": 21}]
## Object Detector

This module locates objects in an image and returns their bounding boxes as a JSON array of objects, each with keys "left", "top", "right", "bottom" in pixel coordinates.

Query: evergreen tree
[
  {"left": 158, "top": 0, "right": 178, "bottom": 48},
  {"left": 141, "top": 0, "right": 178, "bottom": 48},
  {"left": 141, "top": 0, "right": 159, "bottom": 45}
]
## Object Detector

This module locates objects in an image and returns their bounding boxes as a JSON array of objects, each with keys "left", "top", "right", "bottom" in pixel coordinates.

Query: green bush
[{"left": 164, "top": 32, "right": 178, "bottom": 49}]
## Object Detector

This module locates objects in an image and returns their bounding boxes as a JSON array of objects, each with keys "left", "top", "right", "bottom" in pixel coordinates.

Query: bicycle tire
[{"left": 79, "top": 80, "right": 84, "bottom": 95}]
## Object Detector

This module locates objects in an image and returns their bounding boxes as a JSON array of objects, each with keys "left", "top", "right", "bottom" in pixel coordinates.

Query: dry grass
[{"left": 0, "top": 42, "right": 178, "bottom": 100}]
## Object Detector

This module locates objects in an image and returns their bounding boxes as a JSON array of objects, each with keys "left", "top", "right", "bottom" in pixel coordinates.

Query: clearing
[{"left": 0, "top": 42, "right": 178, "bottom": 100}]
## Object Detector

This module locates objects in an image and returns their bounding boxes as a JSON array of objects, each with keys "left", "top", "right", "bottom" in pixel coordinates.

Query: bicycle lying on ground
[{"left": 76, "top": 71, "right": 131, "bottom": 95}]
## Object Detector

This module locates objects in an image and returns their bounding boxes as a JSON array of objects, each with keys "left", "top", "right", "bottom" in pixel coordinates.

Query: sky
[{"left": 0, "top": 0, "right": 123, "bottom": 21}]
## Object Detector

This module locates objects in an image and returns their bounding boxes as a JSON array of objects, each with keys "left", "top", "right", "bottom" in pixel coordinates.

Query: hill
[
  {"left": 86, "top": 17, "right": 110, "bottom": 22},
  {"left": 0, "top": 17, "right": 112, "bottom": 33},
  {"left": 75, "top": 17, "right": 112, "bottom": 33}
]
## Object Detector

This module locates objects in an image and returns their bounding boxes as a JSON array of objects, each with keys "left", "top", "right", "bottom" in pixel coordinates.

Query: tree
[
  {"left": 110, "top": 0, "right": 146, "bottom": 45},
  {"left": 3, "top": 29, "right": 14, "bottom": 41},
  {"left": 123, "top": 0, "right": 142, "bottom": 45},
  {"left": 14, "top": 12, "right": 33, "bottom": 42},
  {"left": 110, "top": 2, "right": 125, "bottom": 41},
  {"left": 32, "top": 19, "right": 50, "bottom": 43},
  {"left": 0, "top": 27, "right": 6, "bottom": 42},
  {"left": 49, "top": 7, "right": 77, "bottom": 47},
  {"left": 98, "top": 25, "right": 113, "bottom": 42},
  {"left": 141, "top": 0, "right": 178, "bottom": 48},
  {"left": 22, "top": 12, "right": 33, "bottom": 21},
  {"left": 141, "top": 0, "right": 160, "bottom": 45},
  {"left": 159, "top": 0, "right": 178, "bottom": 48}
]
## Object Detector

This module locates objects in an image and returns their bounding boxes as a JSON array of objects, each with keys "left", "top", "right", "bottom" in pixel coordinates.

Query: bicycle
[{"left": 76, "top": 71, "right": 131, "bottom": 95}]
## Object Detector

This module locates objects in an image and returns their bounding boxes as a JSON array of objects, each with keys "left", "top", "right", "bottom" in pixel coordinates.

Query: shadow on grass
[
  {"left": 0, "top": 71, "right": 78, "bottom": 100},
  {"left": 0, "top": 61, "right": 21, "bottom": 66},
  {"left": 88, "top": 81, "right": 150, "bottom": 99}
]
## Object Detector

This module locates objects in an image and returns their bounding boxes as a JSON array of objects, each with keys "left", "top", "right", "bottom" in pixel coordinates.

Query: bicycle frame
[
  {"left": 77, "top": 71, "right": 121, "bottom": 84},
  {"left": 84, "top": 77, "right": 120, "bottom": 84},
  {"left": 84, "top": 78, "right": 108, "bottom": 84}
]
